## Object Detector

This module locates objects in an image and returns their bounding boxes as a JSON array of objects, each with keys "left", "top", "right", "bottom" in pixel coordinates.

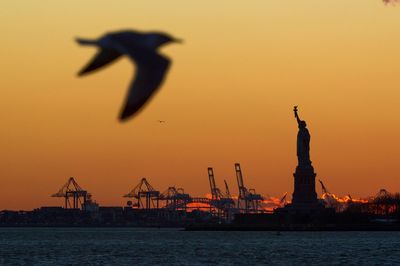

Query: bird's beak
[{"left": 173, "top": 38, "right": 184, "bottom": 44}]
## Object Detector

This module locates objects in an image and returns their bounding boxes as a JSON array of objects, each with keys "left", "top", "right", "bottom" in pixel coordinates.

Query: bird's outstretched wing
[
  {"left": 119, "top": 53, "right": 170, "bottom": 120},
  {"left": 78, "top": 49, "right": 122, "bottom": 76}
]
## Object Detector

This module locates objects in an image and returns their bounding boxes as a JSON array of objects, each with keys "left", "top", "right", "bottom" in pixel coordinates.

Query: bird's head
[{"left": 147, "top": 32, "right": 183, "bottom": 48}]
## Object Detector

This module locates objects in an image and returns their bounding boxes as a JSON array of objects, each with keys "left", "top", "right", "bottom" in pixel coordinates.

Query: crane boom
[
  {"left": 235, "top": 163, "right": 247, "bottom": 198},
  {"left": 318, "top": 179, "right": 329, "bottom": 194},
  {"left": 224, "top": 179, "right": 231, "bottom": 199},
  {"left": 280, "top": 192, "right": 288, "bottom": 204},
  {"left": 208, "top": 167, "right": 220, "bottom": 200}
]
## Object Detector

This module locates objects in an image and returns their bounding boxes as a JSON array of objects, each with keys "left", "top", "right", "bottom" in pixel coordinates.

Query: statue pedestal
[
  {"left": 291, "top": 165, "right": 318, "bottom": 206},
  {"left": 276, "top": 165, "right": 327, "bottom": 220},
  {"left": 275, "top": 163, "right": 332, "bottom": 221}
]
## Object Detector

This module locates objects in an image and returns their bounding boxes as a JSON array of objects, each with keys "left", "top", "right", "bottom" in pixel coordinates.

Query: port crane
[
  {"left": 124, "top": 178, "right": 160, "bottom": 209},
  {"left": 319, "top": 179, "right": 330, "bottom": 194},
  {"left": 51, "top": 177, "right": 88, "bottom": 209},
  {"left": 234, "top": 163, "right": 263, "bottom": 213},
  {"left": 319, "top": 179, "right": 350, "bottom": 212},
  {"left": 207, "top": 168, "right": 235, "bottom": 214},
  {"left": 208, "top": 167, "right": 223, "bottom": 201},
  {"left": 160, "top": 186, "right": 190, "bottom": 211},
  {"left": 318, "top": 179, "right": 337, "bottom": 207},
  {"left": 224, "top": 180, "right": 232, "bottom": 200},
  {"left": 279, "top": 192, "right": 288, "bottom": 206}
]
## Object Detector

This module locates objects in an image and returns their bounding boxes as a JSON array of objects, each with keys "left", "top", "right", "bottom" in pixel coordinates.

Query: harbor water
[{"left": 1, "top": 228, "right": 399, "bottom": 265}]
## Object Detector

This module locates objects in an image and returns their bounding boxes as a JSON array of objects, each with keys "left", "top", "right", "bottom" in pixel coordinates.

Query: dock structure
[
  {"left": 50, "top": 163, "right": 269, "bottom": 222},
  {"left": 119, "top": 164, "right": 260, "bottom": 218}
]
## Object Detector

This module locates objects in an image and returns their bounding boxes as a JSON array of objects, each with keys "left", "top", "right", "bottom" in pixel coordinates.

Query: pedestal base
[
  {"left": 275, "top": 203, "right": 335, "bottom": 225},
  {"left": 292, "top": 165, "right": 318, "bottom": 205},
  {"left": 279, "top": 202, "right": 326, "bottom": 214}
]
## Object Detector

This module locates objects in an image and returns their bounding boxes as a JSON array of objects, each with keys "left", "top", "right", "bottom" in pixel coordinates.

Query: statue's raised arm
[{"left": 294, "top": 106, "right": 301, "bottom": 125}]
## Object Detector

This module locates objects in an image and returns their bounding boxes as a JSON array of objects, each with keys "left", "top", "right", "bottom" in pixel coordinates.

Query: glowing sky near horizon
[{"left": 0, "top": 0, "right": 399, "bottom": 210}]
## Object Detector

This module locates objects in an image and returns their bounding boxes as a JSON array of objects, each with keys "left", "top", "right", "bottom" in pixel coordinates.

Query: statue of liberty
[{"left": 294, "top": 106, "right": 312, "bottom": 167}]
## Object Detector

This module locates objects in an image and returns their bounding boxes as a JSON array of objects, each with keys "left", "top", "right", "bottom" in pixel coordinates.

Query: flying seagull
[{"left": 76, "top": 30, "right": 182, "bottom": 121}]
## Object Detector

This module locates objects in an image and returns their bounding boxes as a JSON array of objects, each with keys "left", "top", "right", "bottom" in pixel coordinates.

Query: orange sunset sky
[{"left": 1, "top": 1, "right": 399, "bottom": 210}]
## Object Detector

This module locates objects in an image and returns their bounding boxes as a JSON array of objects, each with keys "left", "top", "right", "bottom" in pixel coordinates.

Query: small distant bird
[
  {"left": 157, "top": 120, "right": 166, "bottom": 123},
  {"left": 76, "top": 30, "right": 182, "bottom": 121}
]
